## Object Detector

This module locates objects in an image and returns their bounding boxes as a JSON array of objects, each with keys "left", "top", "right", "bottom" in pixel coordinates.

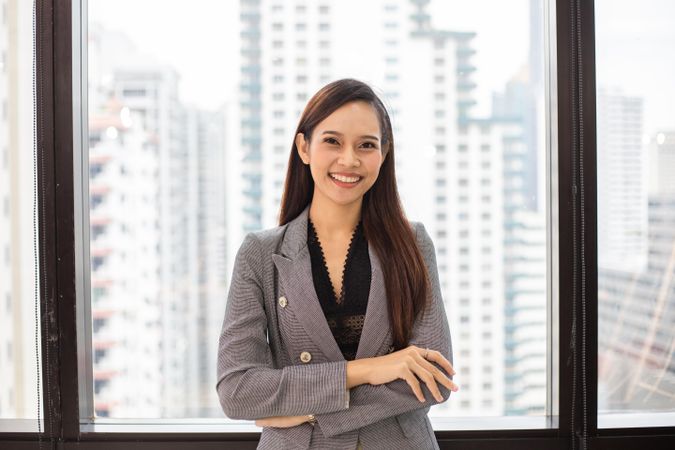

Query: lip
[{"left": 329, "top": 173, "right": 362, "bottom": 189}]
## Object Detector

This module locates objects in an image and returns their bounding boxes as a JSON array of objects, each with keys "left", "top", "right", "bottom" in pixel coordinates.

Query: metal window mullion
[
  {"left": 36, "top": 0, "right": 60, "bottom": 446},
  {"left": 53, "top": 0, "right": 81, "bottom": 441},
  {"left": 72, "top": 0, "right": 95, "bottom": 429}
]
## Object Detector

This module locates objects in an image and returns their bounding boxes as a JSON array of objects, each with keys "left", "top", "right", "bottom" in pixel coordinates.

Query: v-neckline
[{"left": 308, "top": 218, "right": 361, "bottom": 305}]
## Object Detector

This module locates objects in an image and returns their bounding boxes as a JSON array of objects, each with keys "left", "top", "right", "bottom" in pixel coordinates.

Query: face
[{"left": 296, "top": 100, "right": 385, "bottom": 208}]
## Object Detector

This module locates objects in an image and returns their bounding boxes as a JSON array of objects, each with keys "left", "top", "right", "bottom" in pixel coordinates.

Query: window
[
  {"left": 0, "top": 0, "right": 41, "bottom": 432},
  {"left": 7, "top": 0, "right": 673, "bottom": 448},
  {"left": 595, "top": 0, "right": 675, "bottom": 429}
]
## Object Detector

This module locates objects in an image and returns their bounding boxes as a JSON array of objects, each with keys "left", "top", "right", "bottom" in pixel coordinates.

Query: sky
[
  {"left": 88, "top": 0, "right": 531, "bottom": 116},
  {"left": 595, "top": 0, "right": 675, "bottom": 135},
  {"left": 89, "top": 0, "right": 237, "bottom": 110},
  {"left": 88, "top": 0, "right": 674, "bottom": 135},
  {"left": 429, "top": 0, "right": 531, "bottom": 116}
]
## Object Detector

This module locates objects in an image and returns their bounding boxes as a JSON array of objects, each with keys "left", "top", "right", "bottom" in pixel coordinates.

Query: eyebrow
[{"left": 321, "top": 130, "right": 380, "bottom": 142}]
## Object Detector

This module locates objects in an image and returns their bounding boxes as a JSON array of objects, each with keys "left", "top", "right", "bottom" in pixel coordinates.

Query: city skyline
[
  {"left": 2, "top": 0, "right": 673, "bottom": 426},
  {"left": 84, "top": 0, "right": 549, "bottom": 418}
]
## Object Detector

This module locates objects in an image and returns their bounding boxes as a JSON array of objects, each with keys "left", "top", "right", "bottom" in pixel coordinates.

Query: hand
[
  {"left": 367, "top": 345, "right": 459, "bottom": 402},
  {"left": 254, "top": 415, "right": 310, "bottom": 428}
]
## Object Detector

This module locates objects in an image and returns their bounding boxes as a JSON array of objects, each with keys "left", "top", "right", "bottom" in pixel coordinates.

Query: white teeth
[{"left": 330, "top": 173, "right": 361, "bottom": 183}]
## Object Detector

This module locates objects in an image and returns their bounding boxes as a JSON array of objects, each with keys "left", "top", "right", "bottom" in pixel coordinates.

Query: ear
[{"left": 296, "top": 132, "right": 309, "bottom": 164}]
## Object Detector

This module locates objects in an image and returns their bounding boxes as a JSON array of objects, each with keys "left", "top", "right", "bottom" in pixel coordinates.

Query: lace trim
[{"left": 308, "top": 217, "right": 362, "bottom": 305}]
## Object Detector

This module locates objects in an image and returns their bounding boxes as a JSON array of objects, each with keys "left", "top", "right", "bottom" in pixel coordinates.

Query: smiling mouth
[{"left": 329, "top": 173, "right": 362, "bottom": 183}]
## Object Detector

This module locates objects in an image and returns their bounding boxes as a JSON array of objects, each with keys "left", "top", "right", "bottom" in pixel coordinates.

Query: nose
[{"left": 338, "top": 145, "right": 359, "bottom": 166}]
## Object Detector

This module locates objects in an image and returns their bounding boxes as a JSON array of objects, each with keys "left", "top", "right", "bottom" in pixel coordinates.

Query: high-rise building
[
  {"left": 598, "top": 129, "right": 675, "bottom": 412},
  {"left": 0, "top": 0, "right": 40, "bottom": 420},
  {"left": 598, "top": 194, "right": 675, "bottom": 412},
  {"left": 648, "top": 131, "right": 675, "bottom": 196},
  {"left": 441, "top": 118, "right": 508, "bottom": 415},
  {"left": 234, "top": 0, "right": 542, "bottom": 416},
  {"left": 185, "top": 106, "right": 230, "bottom": 417},
  {"left": 597, "top": 87, "right": 648, "bottom": 273},
  {"left": 88, "top": 24, "right": 228, "bottom": 417},
  {"left": 504, "top": 209, "right": 547, "bottom": 415},
  {"left": 88, "top": 98, "right": 162, "bottom": 417},
  {"left": 492, "top": 12, "right": 548, "bottom": 413}
]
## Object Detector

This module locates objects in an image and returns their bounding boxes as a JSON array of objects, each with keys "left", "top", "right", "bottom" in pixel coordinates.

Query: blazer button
[
  {"left": 388, "top": 345, "right": 395, "bottom": 353},
  {"left": 278, "top": 296, "right": 288, "bottom": 308},
  {"left": 300, "top": 351, "right": 312, "bottom": 363}
]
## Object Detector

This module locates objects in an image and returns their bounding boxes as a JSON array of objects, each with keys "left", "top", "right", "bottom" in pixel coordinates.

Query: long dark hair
[{"left": 278, "top": 78, "right": 431, "bottom": 351}]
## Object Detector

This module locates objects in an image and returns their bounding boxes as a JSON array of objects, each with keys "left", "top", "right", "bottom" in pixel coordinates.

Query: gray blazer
[{"left": 216, "top": 204, "right": 453, "bottom": 449}]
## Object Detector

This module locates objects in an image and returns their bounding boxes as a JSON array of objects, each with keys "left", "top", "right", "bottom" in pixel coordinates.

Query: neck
[{"left": 308, "top": 196, "right": 362, "bottom": 239}]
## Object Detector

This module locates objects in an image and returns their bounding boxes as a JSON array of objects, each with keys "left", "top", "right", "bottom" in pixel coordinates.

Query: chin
[{"left": 324, "top": 191, "right": 364, "bottom": 206}]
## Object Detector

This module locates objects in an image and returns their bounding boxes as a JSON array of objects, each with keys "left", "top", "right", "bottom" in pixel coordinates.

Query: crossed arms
[{"left": 215, "top": 223, "right": 453, "bottom": 438}]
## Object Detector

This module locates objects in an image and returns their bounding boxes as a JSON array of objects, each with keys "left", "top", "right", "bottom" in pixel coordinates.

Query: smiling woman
[
  {"left": 295, "top": 101, "right": 385, "bottom": 201},
  {"left": 11, "top": 0, "right": 675, "bottom": 449},
  {"left": 78, "top": 0, "right": 555, "bottom": 432},
  {"left": 216, "top": 79, "right": 456, "bottom": 449}
]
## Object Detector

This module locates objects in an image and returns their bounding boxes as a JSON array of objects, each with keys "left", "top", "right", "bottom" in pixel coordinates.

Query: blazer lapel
[
  {"left": 355, "top": 242, "right": 391, "bottom": 359},
  {"left": 272, "top": 204, "right": 391, "bottom": 362}
]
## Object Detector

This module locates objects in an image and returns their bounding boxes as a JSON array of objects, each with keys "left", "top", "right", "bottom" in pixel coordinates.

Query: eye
[
  {"left": 361, "top": 142, "right": 377, "bottom": 149},
  {"left": 324, "top": 137, "right": 339, "bottom": 145}
]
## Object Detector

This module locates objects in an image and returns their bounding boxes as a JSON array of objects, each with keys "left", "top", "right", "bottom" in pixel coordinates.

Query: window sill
[
  {"left": 77, "top": 415, "right": 558, "bottom": 434},
  {"left": 598, "top": 412, "right": 675, "bottom": 430},
  {"left": 0, "top": 419, "right": 41, "bottom": 433}
]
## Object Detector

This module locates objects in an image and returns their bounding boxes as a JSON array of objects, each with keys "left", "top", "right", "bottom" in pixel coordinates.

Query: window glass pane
[
  {"left": 88, "top": 0, "right": 234, "bottom": 419},
  {"left": 0, "top": 0, "right": 41, "bottom": 421},
  {"left": 596, "top": 0, "right": 675, "bottom": 427},
  {"left": 87, "top": 0, "right": 551, "bottom": 425}
]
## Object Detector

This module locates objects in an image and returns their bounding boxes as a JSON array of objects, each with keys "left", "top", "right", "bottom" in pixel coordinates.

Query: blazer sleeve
[
  {"left": 314, "top": 222, "right": 454, "bottom": 438},
  {"left": 216, "top": 232, "right": 350, "bottom": 420}
]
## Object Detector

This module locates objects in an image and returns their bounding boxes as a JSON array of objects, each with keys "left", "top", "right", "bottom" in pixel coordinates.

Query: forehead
[{"left": 315, "top": 101, "right": 381, "bottom": 137}]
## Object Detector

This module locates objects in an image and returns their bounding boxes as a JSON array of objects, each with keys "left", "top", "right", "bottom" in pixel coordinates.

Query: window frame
[{"left": 1, "top": 0, "right": 674, "bottom": 448}]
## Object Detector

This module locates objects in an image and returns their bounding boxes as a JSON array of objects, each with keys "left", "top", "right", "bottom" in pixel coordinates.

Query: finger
[
  {"left": 425, "top": 349, "right": 456, "bottom": 376},
  {"left": 427, "top": 350, "right": 459, "bottom": 392},
  {"left": 409, "top": 362, "right": 444, "bottom": 402},
  {"left": 426, "top": 358, "right": 459, "bottom": 392},
  {"left": 402, "top": 371, "right": 425, "bottom": 402},
  {"left": 414, "top": 352, "right": 455, "bottom": 393}
]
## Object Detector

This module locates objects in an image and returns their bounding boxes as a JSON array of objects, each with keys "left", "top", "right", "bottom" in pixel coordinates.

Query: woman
[{"left": 216, "top": 78, "right": 458, "bottom": 449}]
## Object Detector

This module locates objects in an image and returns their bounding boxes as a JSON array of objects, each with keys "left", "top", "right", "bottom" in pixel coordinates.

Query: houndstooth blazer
[{"left": 216, "top": 203, "right": 453, "bottom": 449}]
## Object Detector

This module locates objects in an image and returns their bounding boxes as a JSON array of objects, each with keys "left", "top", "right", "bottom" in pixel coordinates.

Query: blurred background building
[
  {"left": 2, "top": 0, "right": 672, "bottom": 426},
  {"left": 0, "top": 0, "right": 40, "bottom": 420}
]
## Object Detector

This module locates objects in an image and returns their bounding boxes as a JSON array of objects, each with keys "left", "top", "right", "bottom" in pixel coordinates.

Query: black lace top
[{"left": 307, "top": 216, "right": 371, "bottom": 361}]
